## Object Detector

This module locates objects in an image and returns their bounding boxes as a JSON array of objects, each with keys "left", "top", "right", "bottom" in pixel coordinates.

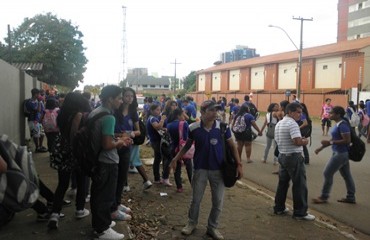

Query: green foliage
[
  {"left": 182, "top": 71, "right": 196, "bottom": 92},
  {"left": 84, "top": 84, "right": 102, "bottom": 99},
  {"left": 0, "top": 13, "right": 87, "bottom": 88}
]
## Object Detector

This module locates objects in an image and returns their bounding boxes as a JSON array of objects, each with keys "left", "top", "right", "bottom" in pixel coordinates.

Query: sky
[{"left": 0, "top": 0, "right": 339, "bottom": 89}]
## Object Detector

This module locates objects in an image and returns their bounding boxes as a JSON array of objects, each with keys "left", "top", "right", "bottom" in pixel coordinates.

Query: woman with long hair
[
  {"left": 231, "top": 104, "right": 262, "bottom": 163},
  {"left": 166, "top": 107, "right": 193, "bottom": 192},
  {"left": 298, "top": 103, "right": 312, "bottom": 164},
  {"left": 114, "top": 88, "right": 152, "bottom": 197},
  {"left": 313, "top": 106, "right": 356, "bottom": 204},
  {"left": 260, "top": 103, "right": 279, "bottom": 164},
  {"left": 48, "top": 92, "right": 91, "bottom": 229}
]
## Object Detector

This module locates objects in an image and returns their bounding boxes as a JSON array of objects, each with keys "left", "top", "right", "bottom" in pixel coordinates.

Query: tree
[
  {"left": 84, "top": 84, "right": 101, "bottom": 99},
  {"left": 182, "top": 71, "right": 196, "bottom": 92},
  {"left": 0, "top": 13, "right": 87, "bottom": 89}
]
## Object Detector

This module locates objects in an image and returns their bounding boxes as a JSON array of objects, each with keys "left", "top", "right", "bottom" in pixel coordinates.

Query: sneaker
[
  {"left": 274, "top": 207, "right": 289, "bottom": 215},
  {"left": 59, "top": 213, "right": 65, "bottom": 219},
  {"left": 293, "top": 213, "right": 315, "bottom": 221},
  {"left": 111, "top": 210, "right": 132, "bottom": 221},
  {"left": 95, "top": 227, "right": 124, "bottom": 240},
  {"left": 109, "top": 221, "right": 116, "bottom": 228},
  {"left": 128, "top": 166, "right": 138, "bottom": 173},
  {"left": 176, "top": 188, "right": 184, "bottom": 193},
  {"left": 181, "top": 223, "right": 196, "bottom": 235},
  {"left": 75, "top": 208, "right": 90, "bottom": 219},
  {"left": 47, "top": 213, "right": 59, "bottom": 229},
  {"left": 162, "top": 178, "right": 173, "bottom": 187},
  {"left": 118, "top": 204, "right": 131, "bottom": 214},
  {"left": 37, "top": 212, "right": 50, "bottom": 222},
  {"left": 206, "top": 227, "right": 224, "bottom": 240},
  {"left": 85, "top": 194, "right": 91, "bottom": 203},
  {"left": 36, "top": 146, "right": 48, "bottom": 153},
  {"left": 143, "top": 180, "right": 153, "bottom": 190},
  {"left": 63, "top": 199, "right": 72, "bottom": 207},
  {"left": 312, "top": 197, "right": 328, "bottom": 204},
  {"left": 122, "top": 186, "right": 131, "bottom": 192}
]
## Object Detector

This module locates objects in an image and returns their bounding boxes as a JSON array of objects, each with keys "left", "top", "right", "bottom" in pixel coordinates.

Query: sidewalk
[{"left": 0, "top": 151, "right": 368, "bottom": 240}]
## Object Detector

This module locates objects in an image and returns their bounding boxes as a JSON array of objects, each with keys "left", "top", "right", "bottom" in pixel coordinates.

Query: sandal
[
  {"left": 337, "top": 198, "right": 356, "bottom": 204},
  {"left": 312, "top": 197, "right": 328, "bottom": 204}
]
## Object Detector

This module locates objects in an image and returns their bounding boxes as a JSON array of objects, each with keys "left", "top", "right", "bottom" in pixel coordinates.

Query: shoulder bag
[{"left": 220, "top": 123, "right": 238, "bottom": 188}]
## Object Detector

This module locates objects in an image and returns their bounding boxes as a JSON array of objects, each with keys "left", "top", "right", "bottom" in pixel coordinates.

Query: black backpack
[
  {"left": 133, "top": 119, "right": 146, "bottom": 145},
  {"left": 337, "top": 120, "right": 366, "bottom": 162},
  {"left": 72, "top": 111, "right": 109, "bottom": 177}
]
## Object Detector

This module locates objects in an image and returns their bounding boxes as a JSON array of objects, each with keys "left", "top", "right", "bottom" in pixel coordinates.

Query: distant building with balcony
[
  {"left": 338, "top": 0, "right": 370, "bottom": 41},
  {"left": 221, "top": 45, "right": 259, "bottom": 63},
  {"left": 125, "top": 68, "right": 172, "bottom": 95}
]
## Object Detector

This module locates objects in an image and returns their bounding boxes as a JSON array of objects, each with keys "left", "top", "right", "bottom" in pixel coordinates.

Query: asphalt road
[{"left": 243, "top": 118, "right": 370, "bottom": 235}]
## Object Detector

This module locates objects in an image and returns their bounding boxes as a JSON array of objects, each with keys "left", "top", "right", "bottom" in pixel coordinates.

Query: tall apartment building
[
  {"left": 338, "top": 0, "right": 370, "bottom": 41},
  {"left": 221, "top": 45, "right": 259, "bottom": 63}
]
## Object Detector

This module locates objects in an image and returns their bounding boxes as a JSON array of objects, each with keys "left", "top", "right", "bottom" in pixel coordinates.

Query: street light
[{"left": 269, "top": 17, "right": 312, "bottom": 101}]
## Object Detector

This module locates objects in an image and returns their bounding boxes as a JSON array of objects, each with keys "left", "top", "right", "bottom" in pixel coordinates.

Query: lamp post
[{"left": 269, "top": 17, "right": 312, "bottom": 101}]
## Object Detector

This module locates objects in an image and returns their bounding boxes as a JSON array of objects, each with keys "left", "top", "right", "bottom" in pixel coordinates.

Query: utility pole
[
  {"left": 7, "top": 24, "right": 12, "bottom": 64},
  {"left": 122, "top": 6, "right": 127, "bottom": 85},
  {"left": 293, "top": 16, "right": 313, "bottom": 101},
  {"left": 171, "top": 59, "right": 181, "bottom": 92}
]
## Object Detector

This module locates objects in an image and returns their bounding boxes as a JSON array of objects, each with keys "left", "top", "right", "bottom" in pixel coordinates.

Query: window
[
  {"left": 339, "top": 63, "right": 342, "bottom": 68},
  {"left": 150, "top": 85, "right": 155, "bottom": 88},
  {"left": 143, "top": 84, "right": 148, "bottom": 87},
  {"left": 323, "top": 65, "right": 328, "bottom": 70},
  {"left": 284, "top": 69, "right": 287, "bottom": 74},
  {"left": 359, "top": 2, "right": 363, "bottom": 9},
  {"left": 254, "top": 72, "right": 258, "bottom": 76},
  {"left": 164, "top": 85, "right": 169, "bottom": 88}
]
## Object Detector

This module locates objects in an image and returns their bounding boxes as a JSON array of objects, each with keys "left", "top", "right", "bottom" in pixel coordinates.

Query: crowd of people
[{"left": 1, "top": 87, "right": 370, "bottom": 240}]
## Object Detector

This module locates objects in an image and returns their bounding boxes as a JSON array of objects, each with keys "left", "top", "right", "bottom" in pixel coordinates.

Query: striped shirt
[{"left": 274, "top": 116, "right": 303, "bottom": 154}]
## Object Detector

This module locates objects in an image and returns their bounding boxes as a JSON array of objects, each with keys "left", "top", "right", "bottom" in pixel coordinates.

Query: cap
[{"left": 200, "top": 100, "right": 221, "bottom": 112}]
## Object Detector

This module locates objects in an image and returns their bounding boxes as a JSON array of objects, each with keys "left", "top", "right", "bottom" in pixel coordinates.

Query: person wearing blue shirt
[
  {"left": 166, "top": 108, "right": 193, "bottom": 193},
  {"left": 170, "top": 100, "right": 243, "bottom": 240},
  {"left": 313, "top": 106, "right": 356, "bottom": 204},
  {"left": 182, "top": 99, "right": 197, "bottom": 124},
  {"left": 146, "top": 103, "right": 170, "bottom": 185}
]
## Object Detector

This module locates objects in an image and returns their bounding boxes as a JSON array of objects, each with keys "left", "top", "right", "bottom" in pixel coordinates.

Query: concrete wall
[{"left": 0, "top": 59, "right": 43, "bottom": 145}]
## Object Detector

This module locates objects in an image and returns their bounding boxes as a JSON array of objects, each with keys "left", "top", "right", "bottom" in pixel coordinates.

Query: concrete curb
[{"left": 235, "top": 180, "right": 358, "bottom": 240}]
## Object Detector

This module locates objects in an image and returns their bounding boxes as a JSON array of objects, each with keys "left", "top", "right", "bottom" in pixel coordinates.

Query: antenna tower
[{"left": 122, "top": 6, "right": 128, "bottom": 85}]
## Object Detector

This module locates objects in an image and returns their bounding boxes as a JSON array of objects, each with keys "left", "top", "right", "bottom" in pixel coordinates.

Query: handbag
[
  {"left": 176, "top": 121, "right": 195, "bottom": 159},
  {"left": 220, "top": 123, "right": 238, "bottom": 188},
  {"left": 266, "top": 113, "right": 276, "bottom": 139}
]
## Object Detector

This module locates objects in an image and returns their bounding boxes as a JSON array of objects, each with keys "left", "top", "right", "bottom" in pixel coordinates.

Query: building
[
  {"left": 221, "top": 45, "right": 259, "bottom": 63},
  {"left": 125, "top": 68, "right": 172, "bottom": 95},
  {"left": 193, "top": 37, "right": 370, "bottom": 117},
  {"left": 338, "top": 0, "right": 370, "bottom": 41}
]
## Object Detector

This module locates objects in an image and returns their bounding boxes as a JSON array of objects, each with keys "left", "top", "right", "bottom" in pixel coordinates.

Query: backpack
[
  {"left": 175, "top": 121, "right": 195, "bottom": 160},
  {"left": 23, "top": 99, "right": 31, "bottom": 118},
  {"left": 42, "top": 109, "right": 59, "bottom": 132},
  {"left": 72, "top": 111, "right": 110, "bottom": 177},
  {"left": 232, "top": 115, "right": 247, "bottom": 133},
  {"left": 300, "top": 118, "right": 312, "bottom": 138},
  {"left": 244, "top": 102, "right": 259, "bottom": 120},
  {"left": 337, "top": 121, "right": 366, "bottom": 162},
  {"left": 348, "top": 108, "right": 360, "bottom": 127},
  {"left": 0, "top": 135, "right": 39, "bottom": 212},
  {"left": 132, "top": 119, "right": 146, "bottom": 145},
  {"left": 220, "top": 122, "right": 238, "bottom": 188}
]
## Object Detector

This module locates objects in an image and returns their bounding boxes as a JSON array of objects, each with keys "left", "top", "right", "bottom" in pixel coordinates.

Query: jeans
[
  {"left": 263, "top": 137, "right": 275, "bottom": 161},
  {"left": 113, "top": 147, "right": 130, "bottom": 211},
  {"left": 274, "top": 153, "right": 308, "bottom": 217},
  {"left": 151, "top": 141, "right": 162, "bottom": 181},
  {"left": 188, "top": 169, "right": 225, "bottom": 229},
  {"left": 91, "top": 162, "right": 118, "bottom": 233},
  {"left": 320, "top": 151, "right": 356, "bottom": 201}
]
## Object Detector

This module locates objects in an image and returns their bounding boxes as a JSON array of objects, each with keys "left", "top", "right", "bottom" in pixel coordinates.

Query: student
[
  {"left": 89, "top": 85, "right": 132, "bottom": 240},
  {"left": 170, "top": 100, "right": 243, "bottom": 240}
]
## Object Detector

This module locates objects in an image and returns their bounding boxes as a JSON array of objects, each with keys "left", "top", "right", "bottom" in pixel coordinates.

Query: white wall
[
  {"left": 278, "top": 62, "right": 297, "bottom": 89},
  {"left": 250, "top": 66, "right": 264, "bottom": 90},
  {"left": 198, "top": 74, "right": 206, "bottom": 91},
  {"left": 315, "top": 56, "right": 342, "bottom": 88},
  {"left": 212, "top": 72, "right": 221, "bottom": 91},
  {"left": 229, "top": 69, "right": 240, "bottom": 90}
]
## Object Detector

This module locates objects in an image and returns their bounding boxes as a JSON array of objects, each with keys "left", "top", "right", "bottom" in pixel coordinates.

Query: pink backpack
[
  {"left": 42, "top": 108, "right": 59, "bottom": 132},
  {"left": 176, "top": 121, "right": 195, "bottom": 160}
]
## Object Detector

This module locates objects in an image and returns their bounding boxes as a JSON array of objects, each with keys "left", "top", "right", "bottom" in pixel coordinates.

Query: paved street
[{"left": 246, "top": 118, "right": 370, "bottom": 235}]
